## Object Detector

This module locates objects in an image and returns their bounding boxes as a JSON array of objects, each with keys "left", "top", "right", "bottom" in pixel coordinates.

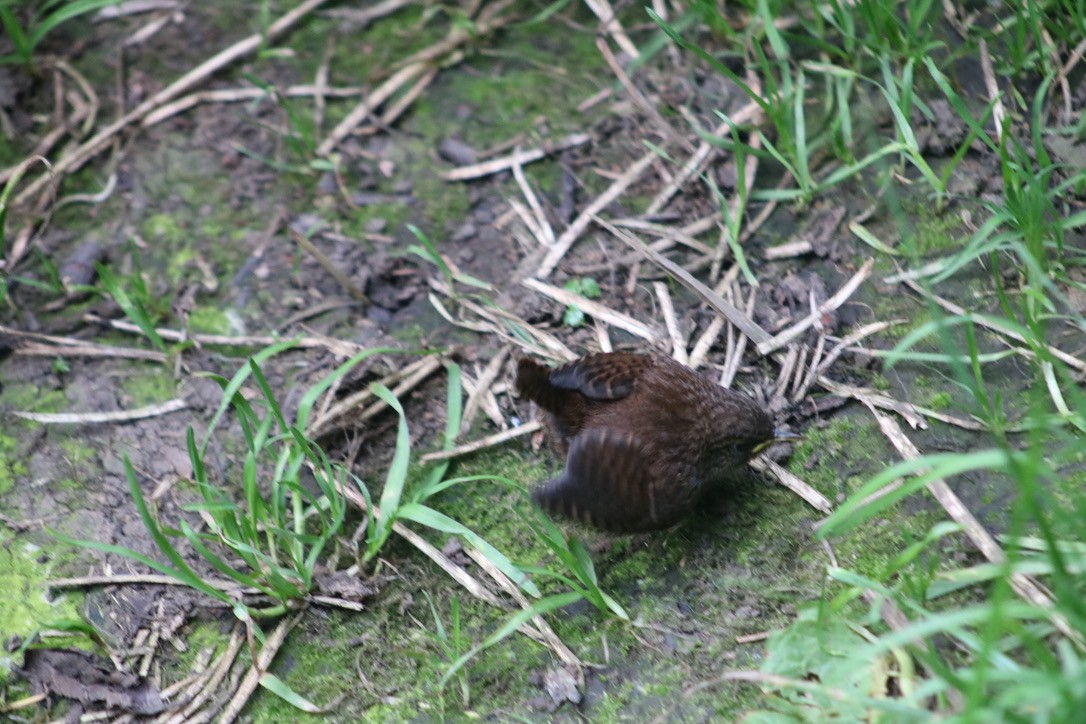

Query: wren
[{"left": 516, "top": 352, "right": 784, "bottom": 533}]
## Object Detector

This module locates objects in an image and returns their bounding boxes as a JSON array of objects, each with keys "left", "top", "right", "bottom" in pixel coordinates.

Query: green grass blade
[
  {"left": 398, "top": 502, "right": 541, "bottom": 597},
  {"left": 258, "top": 672, "right": 324, "bottom": 712},
  {"left": 439, "top": 591, "right": 582, "bottom": 689},
  {"left": 201, "top": 340, "right": 299, "bottom": 452},
  {"left": 52, "top": 530, "right": 228, "bottom": 602},
  {"left": 423, "top": 473, "right": 522, "bottom": 498},
  {"left": 0, "top": 8, "right": 31, "bottom": 63},
  {"left": 369, "top": 382, "right": 411, "bottom": 549},
  {"left": 118, "top": 457, "right": 229, "bottom": 601},
  {"left": 28, "top": 0, "right": 123, "bottom": 47},
  {"left": 415, "top": 361, "right": 463, "bottom": 502},
  {"left": 248, "top": 359, "right": 288, "bottom": 434},
  {"left": 95, "top": 263, "right": 166, "bottom": 351},
  {"left": 820, "top": 450, "right": 1011, "bottom": 536},
  {"left": 647, "top": 8, "right": 769, "bottom": 114},
  {"left": 177, "top": 520, "right": 272, "bottom": 595},
  {"left": 923, "top": 57, "right": 997, "bottom": 152},
  {"left": 294, "top": 346, "right": 398, "bottom": 430}
]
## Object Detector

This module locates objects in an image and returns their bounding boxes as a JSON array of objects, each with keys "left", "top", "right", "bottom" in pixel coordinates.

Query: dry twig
[
  {"left": 978, "top": 39, "right": 1005, "bottom": 144},
  {"left": 444, "top": 133, "right": 591, "bottom": 181},
  {"left": 217, "top": 613, "right": 303, "bottom": 724},
  {"left": 11, "top": 399, "right": 187, "bottom": 424},
  {"left": 654, "top": 281, "right": 688, "bottom": 365},
  {"left": 83, "top": 314, "right": 366, "bottom": 358},
  {"left": 523, "top": 277, "right": 661, "bottom": 343},
  {"left": 758, "top": 259, "right": 874, "bottom": 356},
  {"left": 161, "top": 629, "right": 245, "bottom": 723},
  {"left": 537, "top": 151, "right": 659, "bottom": 278},
  {"left": 750, "top": 458, "right": 833, "bottom": 514},
  {"left": 460, "top": 348, "right": 510, "bottom": 435},
  {"left": 581, "top": 0, "right": 639, "bottom": 58},
  {"left": 318, "top": 0, "right": 513, "bottom": 155},
  {"left": 142, "top": 84, "right": 365, "bottom": 128},
  {"left": 420, "top": 420, "right": 542, "bottom": 463},
  {"left": 289, "top": 226, "right": 368, "bottom": 303},
  {"left": 645, "top": 103, "right": 760, "bottom": 216},
  {"left": 597, "top": 216, "right": 773, "bottom": 349},
  {"left": 306, "top": 355, "right": 443, "bottom": 438}
]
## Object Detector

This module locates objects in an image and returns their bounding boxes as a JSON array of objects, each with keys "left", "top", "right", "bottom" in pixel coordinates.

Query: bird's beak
[{"left": 753, "top": 429, "right": 804, "bottom": 454}]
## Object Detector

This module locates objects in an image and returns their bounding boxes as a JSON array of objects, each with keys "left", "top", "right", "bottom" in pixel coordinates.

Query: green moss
[
  {"left": 244, "top": 590, "right": 546, "bottom": 720},
  {"left": 144, "top": 213, "right": 187, "bottom": 244},
  {"left": 55, "top": 436, "right": 97, "bottom": 489},
  {"left": 329, "top": 6, "right": 440, "bottom": 83},
  {"left": 189, "top": 307, "right": 232, "bottom": 335},
  {"left": 170, "top": 620, "right": 231, "bottom": 674},
  {"left": 429, "top": 451, "right": 552, "bottom": 565},
  {"left": 789, "top": 413, "right": 941, "bottom": 575},
  {"left": 0, "top": 384, "right": 65, "bottom": 497},
  {"left": 167, "top": 248, "right": 197, "bottom": 285},
  {"left": 351, "top": 201, "right": 411, "bottom": 236},
  {"left": 605, "top": 535, "right": 685, "bottom": 583},
  {"left": 867, "top": 287, "right": 932, "bottom": 344},
  {"left": 910, "top": 210, "right": 965, "bottom": 255},
  {"left": 408, "top": 25, "right": 603, "bottom": 148},
  {"left": 120, "top": 371, "right": 176, "bottom": 407},
  {"left": 403, "top": 437, "right": 839, "bottom": 716},
  {"left": 53, "top": 478, "right": 82, "bottom": 493},
  {"left": 927, "top": 390, "right": 953, "bottom": 410},
  {"left": 51, "top": 165, "right": 121, "bottom": 229},
  {"left": 411, "top": 169, "right": 471, "bottom": 233},
  {"left": 0, "top": 531, "right": 80, "bottom": 677},
  {"left": 58, "top": 437, "right": 95, "bottom": 465},
  {"left": 590, "top": 678, "right": 638, "bottom": 719},
  {"left": 0, "top": 434, "right": 24, "bottom": 497},
  {"left": 1, "top": 382, "right": 66, "bottom": 414},
  {"left": 388, "top": 322, "right": 426, "bottom": 344},
  {"left": 199, "top": 219, "right": 227, "bottom": 240}
]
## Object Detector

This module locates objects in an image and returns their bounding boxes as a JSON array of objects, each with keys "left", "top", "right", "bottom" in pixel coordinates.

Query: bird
[{"left": 516, "top": 352, "right": 793, "bottom": 533}]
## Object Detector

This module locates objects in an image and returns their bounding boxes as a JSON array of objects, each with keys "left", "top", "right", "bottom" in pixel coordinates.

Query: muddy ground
[{"left": 0, "top": 1, "right": 1079, "bottom": 721}]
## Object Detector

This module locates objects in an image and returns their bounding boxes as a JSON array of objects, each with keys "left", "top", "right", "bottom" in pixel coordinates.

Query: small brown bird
[{"left": 516, "top": 352, "right": 788, "bottom": 533}]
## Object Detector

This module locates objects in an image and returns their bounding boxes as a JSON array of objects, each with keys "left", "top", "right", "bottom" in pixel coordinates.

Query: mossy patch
[
  {"left": 409, "top": 25, "right": 603, "bottom": 149},
  {"left": 188, "top": 307, "right": 232, "bottom": 335},
  {"left": 0, "top": 531, "right": 80, "bottom": 678},
  {"left": 166, "top": 619, "right": 230, "bottom": 675},
  {"left": 243, "top": 584, "right": 546, "bottom": 719},
  {"left": 417, "top": 450, "right": 556, "bottom": 572},
  {"left": 326, "top": 5, "right": 443, "bottom": 85},
  {"left": 119, "top": 370, "right": 177, "bottom": 408},
  {"left": 927, "top": 390, "right": 953, "bottom": 411},
  {"left": 789, "top": 413, "right": 943, "bottom": 575},
  {"left": 236, "top": 438, "right": 827, "bottom": 719},
  {"left": 0, "top": 433, "right": 25, "bottom": 498},
  {"left": 144, "top": 213, "right": 187, "bottom": 245},
  {"left": 0, "top": 384, "right": 65, "bottom": 497},
  {"left": 55, "top": 435, "right": 98, "bottom": 487},
  {"left": 1, "top": 382, "right": 67, "bottom": 415},
  {"left": 901, "top": 201, "right": 966, "bottom": 256}
]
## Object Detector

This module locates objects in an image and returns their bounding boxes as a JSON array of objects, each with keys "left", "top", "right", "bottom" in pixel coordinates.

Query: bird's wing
[
  {"left": 532, "top": 427, "right": 674, "bottom": 533},
  {"left": 548, "top": 352, "right": 652, "bottom": 400}
]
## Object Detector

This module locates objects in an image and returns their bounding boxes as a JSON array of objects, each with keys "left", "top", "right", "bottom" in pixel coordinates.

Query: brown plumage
[{"left": 516, "top": 352, "right": 778, "bottom": 533}]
